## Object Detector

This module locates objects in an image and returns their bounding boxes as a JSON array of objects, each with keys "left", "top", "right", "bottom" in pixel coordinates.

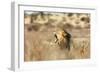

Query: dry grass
[
  {"left": 70, "top": 38, "right": 90, "bottom": 59},
  {"left": 24, "top": 27, "right": 90, "bottom": 61},
  {"left": 24, "top": 12, "right": 90, "bottom": 62}
]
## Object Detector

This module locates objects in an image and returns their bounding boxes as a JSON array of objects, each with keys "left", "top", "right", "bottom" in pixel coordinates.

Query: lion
[{"left": 54, "top": 28, "right": 71, "bottom": 51}]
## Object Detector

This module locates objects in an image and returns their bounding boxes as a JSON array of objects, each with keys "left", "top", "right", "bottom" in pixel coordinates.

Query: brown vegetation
[{"left": 24, "top": 12, "right": 90, "bottom": 61}]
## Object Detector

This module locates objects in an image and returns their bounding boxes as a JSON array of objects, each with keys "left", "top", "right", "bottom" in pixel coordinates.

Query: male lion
[{"left": 54, "top": 28, "right": 71, "bottom": 51}]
